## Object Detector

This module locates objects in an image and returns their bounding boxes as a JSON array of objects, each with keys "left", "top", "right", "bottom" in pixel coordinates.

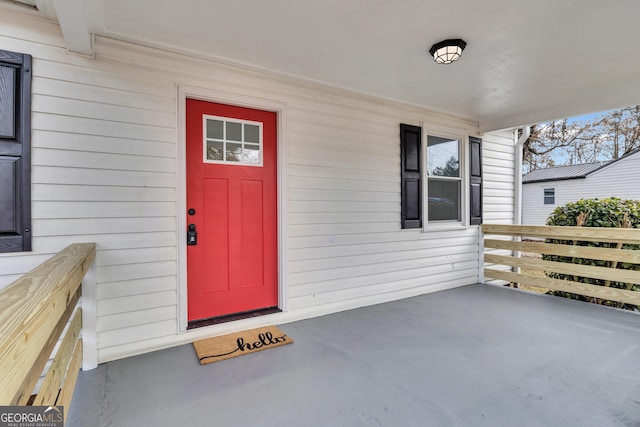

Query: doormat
[{"left": 193, "top": 326, "right": 293, "bottom": 365}]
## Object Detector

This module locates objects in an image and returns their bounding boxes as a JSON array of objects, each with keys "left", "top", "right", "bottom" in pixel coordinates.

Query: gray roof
[
  {"left": 522, "top": 162, "right": 610, "bottom": 183},
  {"left": 523, "top": 149, "right": 640, "bottom": 184}
]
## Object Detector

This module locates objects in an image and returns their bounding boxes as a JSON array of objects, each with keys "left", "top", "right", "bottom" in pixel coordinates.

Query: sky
[{"left": 565, "top": 110, "right": 612, "bottom": 125}]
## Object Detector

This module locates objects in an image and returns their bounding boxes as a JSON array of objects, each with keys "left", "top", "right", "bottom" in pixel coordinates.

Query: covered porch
[
  {"left": 67, "top": 284, "right": 640, "bottom": 426},
  {"left": 0, "top": 2, "right": 639, "bottom": 425}
]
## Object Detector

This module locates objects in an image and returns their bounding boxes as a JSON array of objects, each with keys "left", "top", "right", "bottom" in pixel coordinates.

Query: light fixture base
[{"left": 429, "top": 39, "right": 467, "bottom": 64}]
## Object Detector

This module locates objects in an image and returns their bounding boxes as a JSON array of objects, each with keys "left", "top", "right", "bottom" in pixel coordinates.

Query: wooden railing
[
  {"left": 0, "top": 243, "right": 96, "bottom": 411},
  {"left": 482, "top": 224, "right": 640, "bottom": 306}
]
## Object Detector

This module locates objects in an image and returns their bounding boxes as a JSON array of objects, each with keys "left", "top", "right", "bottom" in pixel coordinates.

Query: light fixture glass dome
[{"left": 429, "top": 39, "right": 467, "bottom": 64}]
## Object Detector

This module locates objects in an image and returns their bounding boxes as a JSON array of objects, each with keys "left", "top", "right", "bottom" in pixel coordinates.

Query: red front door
[{"left": 186, "top": 99, "right": 278, "bottom": 322}]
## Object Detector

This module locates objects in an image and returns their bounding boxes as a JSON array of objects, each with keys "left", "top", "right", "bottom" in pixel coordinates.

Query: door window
[{"left": 203, "top": 115, "right": 263, "bottom": 166}]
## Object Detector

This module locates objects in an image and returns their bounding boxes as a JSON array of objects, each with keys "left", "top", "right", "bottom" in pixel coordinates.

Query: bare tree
[
  {"left": 523, "top": 105, "right": 640, "bottom": 173},
  {"left": 600, "top": 105, "right": 640, "bottom": 159}
]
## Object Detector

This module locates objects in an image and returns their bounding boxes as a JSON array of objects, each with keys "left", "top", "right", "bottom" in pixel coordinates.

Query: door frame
[{"left": 177, "top": 85, "right": 288, "bottom": 333}]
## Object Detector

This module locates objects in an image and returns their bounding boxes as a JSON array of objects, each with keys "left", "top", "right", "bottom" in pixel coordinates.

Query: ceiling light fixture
[{"left": 429, "top": 39, "right": 467, "bottom": 64}]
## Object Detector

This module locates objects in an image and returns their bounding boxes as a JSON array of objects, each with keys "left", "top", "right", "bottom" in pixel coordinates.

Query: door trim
[{"left": 177, "top": 85, "right": 288, "bottom": 333}]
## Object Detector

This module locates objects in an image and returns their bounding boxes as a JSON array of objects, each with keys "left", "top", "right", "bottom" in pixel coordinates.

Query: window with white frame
[
  {"left": 203, "top": 115, "right": 263, "bottom": 166},
  {"left": 544, "top": 188, "right": 555, "bottom": 205},
  {"left": 400, "top": 124, "right": 481, "bottom": 229},
  {"left": 426, "top": 135, "right": 462, "bottom": 222}
]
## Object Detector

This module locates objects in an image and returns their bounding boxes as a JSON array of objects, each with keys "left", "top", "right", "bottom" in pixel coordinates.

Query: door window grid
[{"left": 203, "top": 115, "right": 263, "bottom": 166}]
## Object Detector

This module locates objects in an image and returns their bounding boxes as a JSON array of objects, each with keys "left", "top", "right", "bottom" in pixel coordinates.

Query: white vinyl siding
[
  {"left": 481, "top": 130, "right": 515, "bottom": 224},
  {"left": 480, "top": 129, "right": 516, "bottom": 284},
  {"left": 0, "top": 9, "right": 517, "bottom": 363}
]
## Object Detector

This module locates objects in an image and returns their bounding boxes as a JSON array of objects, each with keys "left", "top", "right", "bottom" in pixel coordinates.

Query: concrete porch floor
[{"left": 68, "top": 284, "right": 640, "bottom": 427}]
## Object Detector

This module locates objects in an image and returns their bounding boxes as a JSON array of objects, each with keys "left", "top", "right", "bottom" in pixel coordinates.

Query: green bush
[{"left": 543, "top": 197, "right": 640, "bottom": 310}]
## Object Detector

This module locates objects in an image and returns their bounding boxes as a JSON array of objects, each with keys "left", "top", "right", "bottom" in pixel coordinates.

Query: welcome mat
[{"left": 193, "top": 326, "right": 293, "bottom": 365}]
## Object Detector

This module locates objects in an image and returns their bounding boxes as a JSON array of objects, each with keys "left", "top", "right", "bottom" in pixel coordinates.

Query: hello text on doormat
[{"left": 193, "top": 326, "right": 292, "bottom": 365}]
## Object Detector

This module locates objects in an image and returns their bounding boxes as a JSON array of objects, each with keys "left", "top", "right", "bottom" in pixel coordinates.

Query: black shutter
[
  {"left": 469, "top": 136, "right": 482, "bottom": 225},
  {"left": 0, "top": 49, "right": 31, "bottom": 252},
  {"left": 400, "top": 124, "right": 422, "bottom": 229}
]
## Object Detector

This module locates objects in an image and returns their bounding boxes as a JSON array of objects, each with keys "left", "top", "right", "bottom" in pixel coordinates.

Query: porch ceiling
[{"left": 32, "top": 1, "right": 640, "bottom": 131}]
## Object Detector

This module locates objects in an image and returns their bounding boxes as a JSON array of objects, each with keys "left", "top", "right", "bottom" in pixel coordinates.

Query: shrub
[{"left": 543, "top": 197, "right": 640, "bottom": 310}]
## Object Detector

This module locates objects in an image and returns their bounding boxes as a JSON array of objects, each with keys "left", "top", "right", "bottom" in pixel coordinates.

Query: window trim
[
  {"left": 202, "top": 114, "right": 264, "bottom": 167},
  {"left": 543, "top": 187, "right": 556, "bottom": 205},
  {"left": 422, "top": 126, "right": 468, "bottom": 231}
]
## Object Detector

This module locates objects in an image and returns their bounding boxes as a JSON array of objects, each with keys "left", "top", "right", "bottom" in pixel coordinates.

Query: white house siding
[
  {"left": 522, "top": 182, "right": 557, "bottom": 225},
  {"left": 0, "top": 10, "right": 516, "bottom": 363},
  {"left": 480, "top": 129, "right": 516, "bottom": 284},
  {"left": 522, "top": 153, "right": 640, "bottom": 225},
  {"left": 481, "top": 130, "right": 515, "bottom": 224}
]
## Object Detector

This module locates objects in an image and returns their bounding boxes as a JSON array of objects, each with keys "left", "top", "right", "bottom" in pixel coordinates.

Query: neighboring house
[
  {"left": 522, "top": 150, "right": 640, "bottom": 224},
  {"left": 0, "top": 1, "right": 637, "bottom": 368}
]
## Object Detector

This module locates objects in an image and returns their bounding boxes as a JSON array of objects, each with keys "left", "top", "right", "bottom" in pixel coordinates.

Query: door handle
[{"left": 187, "top": 224, "right": 197, "bottom": 245}]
